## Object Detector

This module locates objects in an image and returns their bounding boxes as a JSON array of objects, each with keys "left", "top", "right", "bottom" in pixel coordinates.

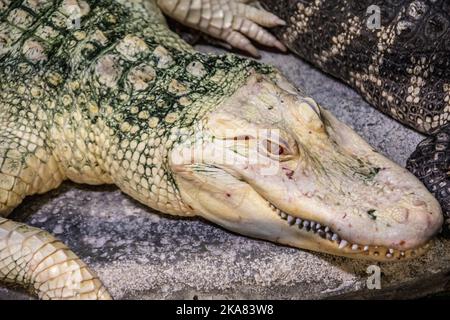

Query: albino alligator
[
  {"left": 167, "top": 0, "right": 450, "bottom": 235},
  {"left": 0, "top": 0, "right": 443, "bottom": 300}
]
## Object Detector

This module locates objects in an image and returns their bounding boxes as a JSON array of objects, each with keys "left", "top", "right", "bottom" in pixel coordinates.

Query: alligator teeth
[
  {"left": 280, "top": 212, "right": 287, "bottom": 219},
  {"left": 339, "top": 240, "right": 348, "bottom": 249},
  {"left": 287, "top": 215, "right": 295, "bottom": 225},
  {"left": 324, "top": 227, "right": 330, "bottom": 233},
  {"left": 351, "top": 244, "right": 359, "bottom": 251},
  {"left": 315, "top": 223, "right": 321, "bottom": 230},
  {"left": 331, "top": 234, "right": 339, "bottom": 241},
  {"left": 310, "top": 221, "right": 316, "bottom": 229},
  {"left": 363, "top": 245, "right": 369, "bottom": 252},
  {"left": 302, "top": 220, "right": 309, "bottom": 228},
  {"left": 388, "top": 248, "right": 394, "bottom": 254},
  {"left": 295, "top": 218, "right": 302, "bottom": 225},
  {"left": 386, "top": 253, "right": 392, "bottom": 258}
]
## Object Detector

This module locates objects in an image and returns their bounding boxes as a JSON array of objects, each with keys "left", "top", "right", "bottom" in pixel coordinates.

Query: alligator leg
[
  {"left": 156, "top": 0, "right": 287, "bottom": 57},
  {"left": 407, "top": 124, "right": 450, "bottom": 237},
  {"left": 0, "top": 127, "right": 112, "bottom": 299},
  {"left": 0, "top": 219, "right": 112, "bottom": 299}
]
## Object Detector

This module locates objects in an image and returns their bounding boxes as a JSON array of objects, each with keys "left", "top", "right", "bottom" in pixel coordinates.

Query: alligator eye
[{"left": 264, "top": 140, "right": 286, "bottom": 156}]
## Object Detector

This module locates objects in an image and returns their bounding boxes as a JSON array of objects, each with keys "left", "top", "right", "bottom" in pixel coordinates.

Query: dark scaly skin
[
  {"left": 260, "top": 0, "right": 450, "bottom": 234},
  {"left": 406, "top": 124, "right": 450, "bottom": 235}
]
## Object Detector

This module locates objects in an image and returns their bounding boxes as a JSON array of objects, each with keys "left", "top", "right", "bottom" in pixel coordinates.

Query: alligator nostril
[
  {"left": 413, "top": 199, "right": 427, "bottom": 207},
  {"left": 391, "top": 207, "right": 409, "bottom": 224},
  {"left": 282, "top": 167, "right": 294, "bottom": 180}
]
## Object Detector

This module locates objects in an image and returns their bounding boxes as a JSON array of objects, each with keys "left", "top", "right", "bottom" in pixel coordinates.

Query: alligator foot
[{"left": 156, "top": 0, "right": 287, "bottom": 57}]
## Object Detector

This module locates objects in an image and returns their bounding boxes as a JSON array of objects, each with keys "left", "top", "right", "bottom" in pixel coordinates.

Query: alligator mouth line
[{"left": 267, "top": 202, "right": 431, "bottom": 260}]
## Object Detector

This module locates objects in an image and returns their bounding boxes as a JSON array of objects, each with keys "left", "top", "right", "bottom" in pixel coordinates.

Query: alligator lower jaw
[{"left": 268, "top": 203, "right": 431, "bottom": 261}]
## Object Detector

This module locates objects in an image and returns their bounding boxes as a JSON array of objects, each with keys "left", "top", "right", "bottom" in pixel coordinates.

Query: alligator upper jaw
[{"left": 266, "top": 201, "right": 431, "bottom": 261}]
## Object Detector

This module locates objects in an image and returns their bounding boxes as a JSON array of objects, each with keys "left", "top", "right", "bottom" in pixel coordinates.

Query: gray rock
[{"left": 1, "top": 46, "right": 449, "bottom": 300}]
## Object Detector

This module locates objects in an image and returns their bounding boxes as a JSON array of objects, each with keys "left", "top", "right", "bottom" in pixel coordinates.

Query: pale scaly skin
[{"left": 0, "top": 0, "right": 443, "bottom": 300}]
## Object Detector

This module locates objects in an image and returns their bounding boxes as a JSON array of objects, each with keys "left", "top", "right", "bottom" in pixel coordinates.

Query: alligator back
[{"left": 0, "top": 0, "right": 269, "bottom": 214}]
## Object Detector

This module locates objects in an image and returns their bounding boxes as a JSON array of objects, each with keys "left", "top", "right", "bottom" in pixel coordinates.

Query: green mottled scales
[
  {"left": 0, "top": 0, "right": 271, "bottom": 214},
  {"left": 0, "top": 0, "right": 272, "bottom": 299}
]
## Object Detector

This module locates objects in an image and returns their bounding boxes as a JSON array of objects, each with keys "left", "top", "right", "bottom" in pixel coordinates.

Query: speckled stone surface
[{"left": 1, "top": 45, "right": 450, "bottom": 300}]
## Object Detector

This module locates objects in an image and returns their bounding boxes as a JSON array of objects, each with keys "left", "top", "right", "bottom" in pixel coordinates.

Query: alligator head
[{"left": 170, "top": 72, "right": 442, "bottom": 261}]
